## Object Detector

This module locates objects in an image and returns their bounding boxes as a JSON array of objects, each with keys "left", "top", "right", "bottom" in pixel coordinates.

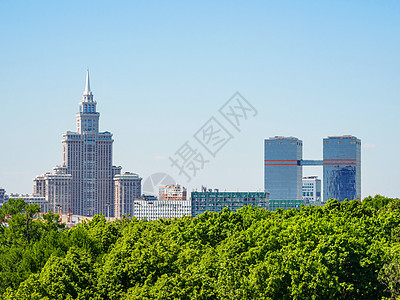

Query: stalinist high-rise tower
[
  {"left": 62, "top": 70, "right": 120, "bottom": 216},
  {"left": 34, "top": 71, "right": 141, "bottom": 217}
]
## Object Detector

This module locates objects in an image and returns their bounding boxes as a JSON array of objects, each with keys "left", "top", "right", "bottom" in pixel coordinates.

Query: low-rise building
[
  {"left": 133, "top": 198, "right": 191, "bottom": 220},
  {"left": 159, "top": 184, "right": 187, "bottom": 201},
  {"left": 191, "top": 187, "right": 269, "bottom": 217},
  {"left": 302, "top": 176, "right": 322, "bottom": 205},
  {"left": 7, "top": 193, "right": 50, "bottom": 213}
]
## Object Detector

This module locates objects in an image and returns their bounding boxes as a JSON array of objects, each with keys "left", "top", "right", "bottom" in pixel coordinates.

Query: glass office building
[
  {"left": 323, "top": 135, "right": 361, "bottom": 202},
  {"left": 191, "top": 188, "right": 268, "bottom": 217},
  {"left": 264, "top": 136, "right": 303, "bottom": 209}
]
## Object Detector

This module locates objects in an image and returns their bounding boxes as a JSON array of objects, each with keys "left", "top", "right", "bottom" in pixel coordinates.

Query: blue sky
[{"left": 0, "top": 1, "right": 399, "bottom": 198}]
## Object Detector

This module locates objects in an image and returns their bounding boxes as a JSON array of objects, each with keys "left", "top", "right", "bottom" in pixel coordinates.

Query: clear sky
[{"left": 0, "top": 1, "right": 399, "bottom": 198}]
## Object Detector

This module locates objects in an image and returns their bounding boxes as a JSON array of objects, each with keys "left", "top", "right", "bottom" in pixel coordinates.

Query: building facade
[
  {"left": 33, "top": 71, "right": 137, "bottom": 217},
  {"left": 191, "top": 188, "right": 268, "bottom": 217},
  {"left": 264, "top": 136, "right": 303, "bottom": 208},
  {"left": 264, "top": 135, "right": 361, "bottom": 208},
  {"left": 133, "top": 198, "right": 191, "bottom": 220},
  {"left": 159, "top": 184, "right": 187, "bottom": 201},
  {"left": 7, "top": 193, "right": 50, "bottom": 213},
  {"left": 61, "top": 71, "right": 119, "bottom": 216},
  {"left": 114, "top": 172, "right": 142, "bottom": 219},
  {"left": 0, "top": 188, "right": 6, "bottom": 205},
  {"left": 34, "top": 166, "right": 72, "bottom": 214},
  {"left": 302, "top": 176, "right": 322, "bottom": 204},
  {"left": 323, "top": 135, "right": 361, "bottom": 202}
]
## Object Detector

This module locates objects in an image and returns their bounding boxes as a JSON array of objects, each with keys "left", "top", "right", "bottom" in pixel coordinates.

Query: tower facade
[
  {"left": 114, "top": 172, "right": 142, "bottom": 219},
  {"left": 323, "top": 135, "right": 361, "bottom": 202},
  {"left": 264, "top": 136, "right": 303, "bottom": 208},
  {"left": 62, "top": 71, "right": 116, "bottom": 216}
]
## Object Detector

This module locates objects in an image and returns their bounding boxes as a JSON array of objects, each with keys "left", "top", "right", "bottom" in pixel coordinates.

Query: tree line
[{"left": 1, "top": 195, "right": 400, "bottom": 299}]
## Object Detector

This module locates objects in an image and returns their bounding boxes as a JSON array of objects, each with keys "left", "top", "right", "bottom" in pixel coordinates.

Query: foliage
[{"left": 2, "top": 196, "right": 400, "bottom": 299}]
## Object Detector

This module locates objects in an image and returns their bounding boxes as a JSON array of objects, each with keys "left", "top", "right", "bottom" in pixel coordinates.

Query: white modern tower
[{"left": 61, "top": 70, "right": 120, "bottom": 216}]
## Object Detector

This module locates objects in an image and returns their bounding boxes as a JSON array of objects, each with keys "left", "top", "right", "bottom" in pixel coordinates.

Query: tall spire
[{"left": 84, "top": 69, "right": 92, "bottom": 96}]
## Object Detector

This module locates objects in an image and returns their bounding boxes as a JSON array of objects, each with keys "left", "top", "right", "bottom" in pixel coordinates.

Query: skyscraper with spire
[
  {"left": 33, "top": 70, "right": 133, "bottom": 217},
  {"left": 61, "top": 70, "right": 120, "bottom": 216}
]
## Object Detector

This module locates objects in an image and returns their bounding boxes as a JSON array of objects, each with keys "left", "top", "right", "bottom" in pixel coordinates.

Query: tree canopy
[{"left": 2, "top": 195, "right": 400, "bottom": 299}]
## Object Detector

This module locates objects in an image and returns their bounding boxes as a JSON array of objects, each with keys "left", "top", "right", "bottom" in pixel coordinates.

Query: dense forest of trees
[{"left": 1, "top": 196, "right": 400, "bottom": 299}]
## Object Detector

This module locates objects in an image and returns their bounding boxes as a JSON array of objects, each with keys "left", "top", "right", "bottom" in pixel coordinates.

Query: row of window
[
  {"left": 82, "top": 104, "right": 96, "bottom": 113},
  {"left": 324, "top": 140, "right": 360, "bottom": 145},
  {"left": 265, "top": 141, "right": 302, "bottom": 146}
]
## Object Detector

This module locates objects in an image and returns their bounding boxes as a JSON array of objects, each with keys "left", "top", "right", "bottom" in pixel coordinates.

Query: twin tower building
[
  {"left": 264, "top": 135, "right": 361, "bottom": 207},
  {"left": 33, "top": 71, "right": 141, "bottom": 217}
]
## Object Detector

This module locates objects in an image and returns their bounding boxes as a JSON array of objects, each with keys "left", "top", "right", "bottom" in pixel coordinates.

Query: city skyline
[{"left": 1, "top": 1, "right": 399, "bottom": 198}]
